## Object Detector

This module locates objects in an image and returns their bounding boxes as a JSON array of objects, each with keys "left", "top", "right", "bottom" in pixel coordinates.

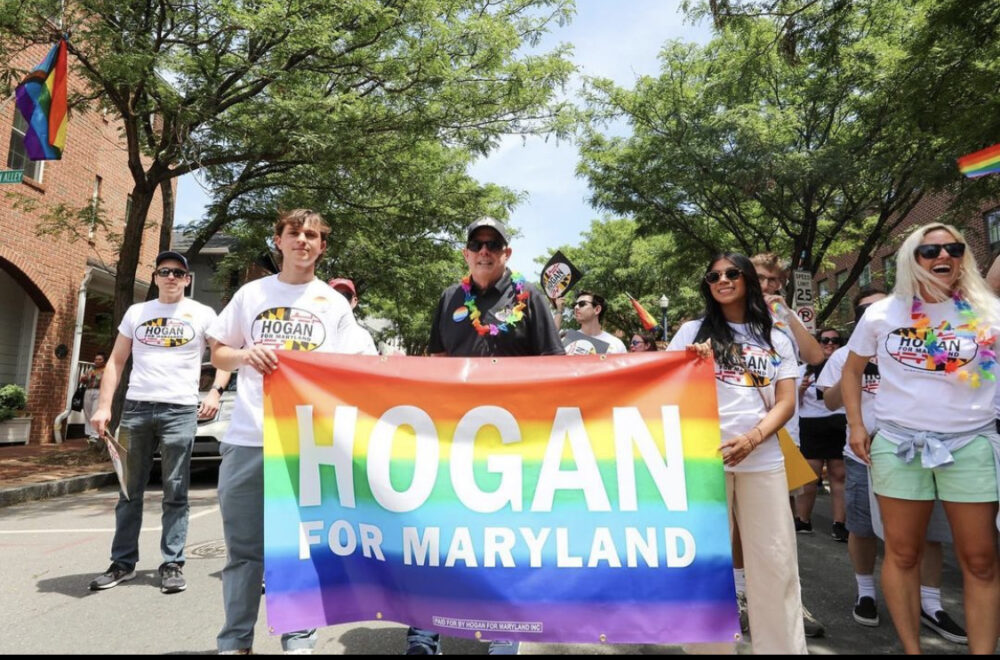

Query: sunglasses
[
  {"left": 573, "top": 300, "right": 593, "bottom": 309},
  {"left": 630, "top": 339, "right": 646, "bottom": 346},
  {"left": 155, "top": 267, "right": 189, "bottom": 279},
  {"left": 914, "top": 242, "right": 965, "bottom": 260},
  {"left": 704, "top": 268, "right": 743, "bottom": 284},
  {"left": 466, "top": 238, "right": 506, "bottom": 253},
  {"left": 819, "top": 336, "right": 842, "bottom": 345}
]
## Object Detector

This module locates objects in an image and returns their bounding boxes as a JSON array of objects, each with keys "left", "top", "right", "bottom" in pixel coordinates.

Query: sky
[{"left": 175, "top": 0, "right": 713, "bottom": 282}]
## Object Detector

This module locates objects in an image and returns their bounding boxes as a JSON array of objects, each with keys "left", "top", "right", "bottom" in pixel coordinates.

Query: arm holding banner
[
  {"left": 841, "top": 351, "right": 871, "bottom": 465},
  {"left": 721, "top": 377, "right": 795, "bottom": 468}
]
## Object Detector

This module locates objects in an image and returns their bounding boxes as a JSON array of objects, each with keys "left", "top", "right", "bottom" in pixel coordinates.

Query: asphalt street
[{"left": 0, "top": 466, "right": 978, "bottom": 655}]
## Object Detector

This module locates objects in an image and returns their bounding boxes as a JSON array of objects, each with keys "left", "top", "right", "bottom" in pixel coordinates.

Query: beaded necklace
[
  {"left": 457, "top": 271, "right": 530, "bottom": 336},
  {"left": 910, "top": 294, "right": 996, "bottom": 387}
]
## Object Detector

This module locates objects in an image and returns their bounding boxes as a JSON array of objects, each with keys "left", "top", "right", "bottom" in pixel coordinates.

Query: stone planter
[{"left": 0, "top": 417, "right": 30, "bottom": 444}]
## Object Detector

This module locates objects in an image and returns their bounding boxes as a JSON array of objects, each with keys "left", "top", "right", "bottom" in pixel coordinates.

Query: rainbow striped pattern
[
  {"left": 263, "top": 351, "right": 737, "bottom": 644},
  {"left": 957, "top": 143, "right": 1000, "bottom": 178},
  {"left": 14, "top": 39, "right": 68, "bottom": 161}
]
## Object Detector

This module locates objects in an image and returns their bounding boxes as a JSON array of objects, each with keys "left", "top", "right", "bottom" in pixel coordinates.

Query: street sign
[
  {"left": 793, "top": 269, "right": 816, "bottom": 332},
  {"left": 0, "top": 170, "right": 24, "bottom": 184}
]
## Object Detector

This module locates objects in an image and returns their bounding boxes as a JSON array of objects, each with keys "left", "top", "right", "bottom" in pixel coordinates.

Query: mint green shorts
[{"left": 870, "top": 433, "right": 998, "bottom": 503}]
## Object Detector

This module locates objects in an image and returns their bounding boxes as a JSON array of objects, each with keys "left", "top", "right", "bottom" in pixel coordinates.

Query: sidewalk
[{"left": 0, "top": 438, "right": 116, "bottom": 508}]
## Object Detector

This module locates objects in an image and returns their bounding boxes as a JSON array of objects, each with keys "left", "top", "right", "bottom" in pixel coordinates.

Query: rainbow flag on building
[
  {"left": 957, "top": 143, "right": 1000, "bottom": 179},
  {"left": 262, "top": 351, "right": 738, "bottom": 644},
  {"left": 14, "top": 38, "right": 68, "bottom": 161}
]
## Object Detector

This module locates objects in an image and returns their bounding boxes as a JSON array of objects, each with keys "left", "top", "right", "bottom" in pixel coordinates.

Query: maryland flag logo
[
  {"left": 252, "top": 307, "right": 327, "bottom": 350},
  {"left": 135, "top": 317, "right": 195, "bottom": 347}
]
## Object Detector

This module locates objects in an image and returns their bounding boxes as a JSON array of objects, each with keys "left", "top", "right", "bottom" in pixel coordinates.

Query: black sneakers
[
  {"left": 853, "top": 596, "right": 879, "bottom": 626},
  {"left": 159, "top": 562, "right": 187, "bottom": 594},
  {"left": 89, "top": 562, "right": 137, "bottom": 590},
  {"left": 831, "top": 521, "right": 849, "bottom": 543},
  {"left": 921, "top": 609, "right": 968, "bottom": 645},
  {"left": 794, "top": 517, "right": 813, "bottom": 534}
]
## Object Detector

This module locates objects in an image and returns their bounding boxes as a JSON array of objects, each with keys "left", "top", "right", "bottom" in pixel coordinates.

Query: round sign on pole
[{"left": 796, "top": 306, "right": 816, "bottom": 332}]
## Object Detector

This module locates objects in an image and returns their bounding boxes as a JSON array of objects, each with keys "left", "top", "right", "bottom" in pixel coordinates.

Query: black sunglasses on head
[
  {"left": 466, "top": 238, "right": 506, "bottom": 252},
  {"left": 155, "top": 267, "right": 188, "bottom": 279},
  {"left": 914, "top": 242, "right": 965, "bottom": 260},
  {"left": 819, "top": 336, "right": 842, "bottom": 345},
  {"left": 705, "top": 268, "right": 743, "bottom": 284}
]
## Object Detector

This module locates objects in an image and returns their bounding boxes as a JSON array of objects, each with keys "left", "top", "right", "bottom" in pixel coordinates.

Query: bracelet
[{"left": 749, "top": 427, "right": 764, "bottom": 448}]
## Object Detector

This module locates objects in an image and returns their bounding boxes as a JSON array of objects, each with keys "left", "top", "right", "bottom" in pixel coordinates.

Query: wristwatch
[{"left": 213, "top": 385, "right": 225, "bottom": 395}]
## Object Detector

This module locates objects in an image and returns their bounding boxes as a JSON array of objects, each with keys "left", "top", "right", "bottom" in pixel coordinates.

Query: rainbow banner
[
  {"left": 14, "top": 38, "right": 68, "bottom": 161},
  {"left": 957, "top": 142, "right": 1000, "bottom": 178},
  {"left": 263, "top": 351, "right": 737, "bottom": 644}
]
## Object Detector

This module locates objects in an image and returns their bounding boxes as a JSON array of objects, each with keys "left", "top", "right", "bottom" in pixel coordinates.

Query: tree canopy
[
  {"left": 576, "top": 0, "right": 1000, "bottom": 322},
  {"left": 1, "top": 0, "right": 576, "bottom": 356}
]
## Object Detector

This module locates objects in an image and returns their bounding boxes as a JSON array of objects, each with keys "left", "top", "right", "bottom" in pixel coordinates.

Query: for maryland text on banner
[{"left": 262, "top": 352, "right": 739, "bottom": 644}]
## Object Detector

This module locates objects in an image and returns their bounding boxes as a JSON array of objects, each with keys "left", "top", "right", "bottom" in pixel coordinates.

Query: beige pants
[{"left": 727, "top": 466, "right": 808, "bottom": 655}]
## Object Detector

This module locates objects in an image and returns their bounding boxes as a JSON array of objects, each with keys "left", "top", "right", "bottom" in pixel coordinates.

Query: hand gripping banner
[{"left": 263, "top": 351, "right": 738, "bottom": 644}]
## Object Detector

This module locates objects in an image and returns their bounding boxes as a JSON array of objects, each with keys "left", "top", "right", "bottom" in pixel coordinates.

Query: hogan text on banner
[{"left": 262, "top": 351, "right": 738, "bottom": 644}]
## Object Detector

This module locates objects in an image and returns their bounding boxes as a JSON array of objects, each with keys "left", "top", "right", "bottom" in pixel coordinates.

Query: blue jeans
[
  {"left": 110, "top": 399, "right": 197, "bottom": 570},
  {"left": 217, "top": 443, "right": 316, "bottom": 653}
]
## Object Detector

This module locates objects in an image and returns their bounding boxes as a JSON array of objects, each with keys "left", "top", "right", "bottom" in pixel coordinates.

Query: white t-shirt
[
  {"left": 798, "top": 361, "right": 843, "bottom": 418},
  {"left": 592, "top": 330, "right": 628, "bottom": 354},
  {"left": 669, "top": 319, "right": 798, "bottom": 472},
  {"left": 207, "top": 275, "right": 354, "bottom": 447},
  {"left": 118, "top": 298, "right": 217, "bottom": 406},
  {"left": 343, "top": 318, "right": 379, "bottom": 356},
  {"left": 846, "top": 295, "right": 1000, "bottom": 433},
  {"left": 815, "top": 346, "right": 877, "bottom": 464}
]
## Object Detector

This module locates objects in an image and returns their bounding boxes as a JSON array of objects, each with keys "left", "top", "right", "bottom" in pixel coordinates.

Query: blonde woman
[{"left": 842, "top": 223, "right": 1000, "bottom": 653}]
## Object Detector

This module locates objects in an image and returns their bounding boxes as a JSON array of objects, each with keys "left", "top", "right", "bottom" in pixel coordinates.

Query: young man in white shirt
[
  {"left": 209, "top": 209, "right": 354, "bottom": 655},
  {"left": 571, "top": 290, "right": 627, "bottom": 353},
  {"left": 89, "top": 251, "right": 230, "bottom": 595}
]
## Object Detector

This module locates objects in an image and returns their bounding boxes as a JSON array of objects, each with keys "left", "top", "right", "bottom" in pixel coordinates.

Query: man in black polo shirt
[
  {"left": 407, "top": 217, "right": 563, "bottom": 656},
  {"left": 428, "top": 217, "right": 564, "bottom": 358}
]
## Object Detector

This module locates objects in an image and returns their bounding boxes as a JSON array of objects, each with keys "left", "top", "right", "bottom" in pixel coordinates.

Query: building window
[
  {"left": 858, "top": 264, "right": 872, "bottom": 288},
  {"left": 883, "top": 252, "right": 896, "bottom": 289},
  {"left": 125, "top": 193, "right": 133, "bottom": 225},
  {"left": 986, "top": 208, "right": 1000, "bottom": 253},
  {"left": 6, "top": 112, "right": 44, "bottom": 182},
  {"left": 835, "top": 269, "right": 851, "bottom": 319}
]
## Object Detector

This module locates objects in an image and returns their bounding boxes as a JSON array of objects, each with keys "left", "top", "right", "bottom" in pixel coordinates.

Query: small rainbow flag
[
  {"left": 957, "top": 143, "right": 1000, "bottom": 179},
  {"left": 14, "top": 38, "right": 68, "bottom": 161},
  {"left": 628, "top": 294, "right": 660, "bottom": 332}
]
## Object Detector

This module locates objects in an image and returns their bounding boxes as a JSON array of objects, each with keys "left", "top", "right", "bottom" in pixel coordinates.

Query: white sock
[
  {"left": 733, "top": 568, "right": 746, "bottom": 594},
  {"left": 920, "top": 585, "right": 942, "bottom": 616},
  {"left": 855, "top": 574, "right": 876, "bottom": 603}
]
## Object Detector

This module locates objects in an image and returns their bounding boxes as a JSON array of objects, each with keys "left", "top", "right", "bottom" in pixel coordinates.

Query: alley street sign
[{"left": 0, "top": 170, "right": 24, "bottom": 184}]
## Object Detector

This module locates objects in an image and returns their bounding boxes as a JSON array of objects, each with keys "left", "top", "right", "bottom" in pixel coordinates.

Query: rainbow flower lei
[
  {"left": 910, "top": 294, "right": 996, "bottom": 388},
  {"left": 461, "top": 271, "right": 530, "bottom": 336}
]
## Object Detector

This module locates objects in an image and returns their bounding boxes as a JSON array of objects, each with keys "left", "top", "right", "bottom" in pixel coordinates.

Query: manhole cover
[{"left": 187, "top": 539, "right": 228, "bottom": 559}]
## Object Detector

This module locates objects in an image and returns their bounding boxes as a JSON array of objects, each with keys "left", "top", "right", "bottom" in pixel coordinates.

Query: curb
[{"left": 0, "top": 472, "right": 117, "bottom": 508}]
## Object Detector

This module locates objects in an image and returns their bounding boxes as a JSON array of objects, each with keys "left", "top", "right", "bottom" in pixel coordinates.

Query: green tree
[
  {"left": 578, "top": 0, "right": 975, "bottom": 321},
  {"left": 0, "top": 0, "right": 575, "bottom": 337},
  {"left": 541, "top": 217, "right": 699, "bottom": 336}
]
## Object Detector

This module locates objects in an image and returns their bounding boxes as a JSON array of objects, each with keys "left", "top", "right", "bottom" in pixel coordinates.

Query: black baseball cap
[
  {"left": 155, "top": 250, "right": 189, "bottom": 270},
  {"left": 466, "top": 217, "right": 510, "bottom": 244}
]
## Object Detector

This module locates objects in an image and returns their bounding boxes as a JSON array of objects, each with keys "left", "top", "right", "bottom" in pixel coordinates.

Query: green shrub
[{"left": 0, "top": 384, "right": 27, "bottom": 423}]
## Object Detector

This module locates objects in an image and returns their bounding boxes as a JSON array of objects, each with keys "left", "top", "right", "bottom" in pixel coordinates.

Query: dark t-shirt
[{"left": 428, "top": 269, "right": 565, "bottom": 357}]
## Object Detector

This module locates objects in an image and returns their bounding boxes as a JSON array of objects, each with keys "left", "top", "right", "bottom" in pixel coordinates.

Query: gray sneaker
[
  {"left": 159, "top": 562, "right": 187, "bottom": 594},
  {"left": 487, "top": 640, "right": 520, "bottom": 655},
  {"left": 89, "top": 562, "right": 136, "bottom": 590}
]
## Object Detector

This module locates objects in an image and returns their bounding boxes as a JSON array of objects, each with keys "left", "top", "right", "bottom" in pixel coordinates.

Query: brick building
[
  {"left": 1, "top": 42, "right": 169, "bottom": 445},
  {"left": 814, "top": 193, "right": 999, "bottom": 330}
]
